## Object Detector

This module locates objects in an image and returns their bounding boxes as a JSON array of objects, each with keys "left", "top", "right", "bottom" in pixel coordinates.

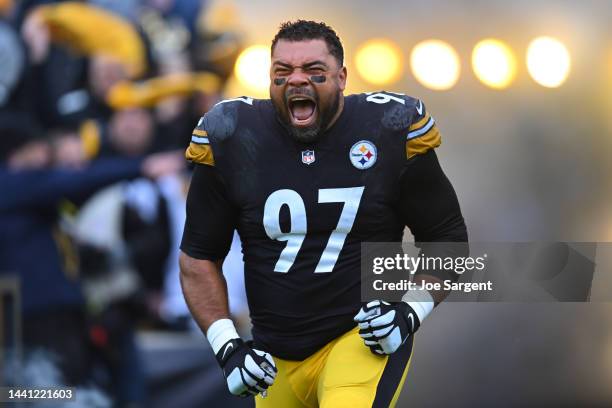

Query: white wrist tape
[
  {"left": 401, "top": 288, "right": 435, "bottom": 324},
  {"left": 206, "top": 318, "right": 240, "bottom": 354}
]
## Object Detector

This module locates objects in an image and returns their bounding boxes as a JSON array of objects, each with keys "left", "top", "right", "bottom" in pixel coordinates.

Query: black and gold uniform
[{"left": 181, "top": 91, "right": 467, "bottom": 407}]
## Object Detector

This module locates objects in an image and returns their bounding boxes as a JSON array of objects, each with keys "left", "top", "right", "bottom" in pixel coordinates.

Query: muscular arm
[
  {"left": 179, "top": 127, "right": 277, "bottom": 397},
  {"left": 179, "top": 254, "right": 229, "bottom": 332},
  {"left": 179, "top": 163, "right": 237, "bottom": 332}
]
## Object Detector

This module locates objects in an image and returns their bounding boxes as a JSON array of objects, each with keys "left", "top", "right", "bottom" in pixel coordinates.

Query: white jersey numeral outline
[
  {"left": 263, "top": 189, "right": 307, "bottom": 273},
  {"left": 365, "top": 91, "right": 406, "bottom": 105},
  {"left": 263, "top": 187, "right": 365, "bottom": 273}
]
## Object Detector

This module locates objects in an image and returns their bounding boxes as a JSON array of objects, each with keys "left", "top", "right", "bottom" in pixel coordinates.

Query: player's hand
[
  {"left": 354, "top": 300, "right": 420, "bottom": 355},
  {"left": 215, "top": 338, "right": 277, "bottom": 397}
]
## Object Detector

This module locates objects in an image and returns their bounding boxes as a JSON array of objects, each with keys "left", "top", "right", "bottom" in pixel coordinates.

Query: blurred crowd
[{"left": 0, "top": 0, "right": 249, "bottom": 406}]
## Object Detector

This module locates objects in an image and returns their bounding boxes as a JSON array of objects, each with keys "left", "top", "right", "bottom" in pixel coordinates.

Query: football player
[{"left": 180, "top": 20, "right": 468, "bottom": 407}]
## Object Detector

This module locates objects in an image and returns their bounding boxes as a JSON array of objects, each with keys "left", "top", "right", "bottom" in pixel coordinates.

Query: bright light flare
[
  {"left": 355, "top": 39, "right": 403, "bottom": 85},
  {"left": 410, "top": 40, "right": 460, "bottom": 90},
  {"left": 526, "top": 36, "right": 571, "bottom": 88},
  {"left": 472, "top": 39, "right": 517, "bottom": 89},
  {"left": 234, "top": 45, "right": 270, "bottom": 93}
]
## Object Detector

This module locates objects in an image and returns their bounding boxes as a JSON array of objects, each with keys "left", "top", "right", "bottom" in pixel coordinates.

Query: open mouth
[{"left": 288, "top": 96, "right": 317, "bottom": 127}]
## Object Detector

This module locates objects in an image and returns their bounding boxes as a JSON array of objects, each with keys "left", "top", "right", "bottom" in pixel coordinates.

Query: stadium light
[
  {"left": 410, "top": 40, "right": 460, "bottom": 91},
  {"left": 355, "top": 39, "right": 403, "bottom": 86},
  {"left": 234, "top": 44, "right": 270, "bottom": 94},
  {"left": 472, "top": 39, "right": 517, "bottom": 89},
  {"left": 526, "top": 36, "right": 571, "bottom": 88}
]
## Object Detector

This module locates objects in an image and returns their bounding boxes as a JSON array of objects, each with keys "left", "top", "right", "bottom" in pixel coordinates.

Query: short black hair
[{"left": 271, "top": 20, "right": 344, "bottom": 66}]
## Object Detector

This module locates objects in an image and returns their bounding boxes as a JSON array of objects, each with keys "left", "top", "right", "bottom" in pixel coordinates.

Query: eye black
[{"left": 310, "top": 75, "right": 326, "bottom": 83}]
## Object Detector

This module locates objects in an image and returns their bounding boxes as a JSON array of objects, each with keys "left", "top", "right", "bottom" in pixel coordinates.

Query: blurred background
[{"left": 1, "top": 0, "right": 611, "bottom": 407}]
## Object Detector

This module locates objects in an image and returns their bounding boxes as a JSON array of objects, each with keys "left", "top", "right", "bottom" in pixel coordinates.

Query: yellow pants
[{"left": 255, "top": 327, "right": 413, "bottom": 408}]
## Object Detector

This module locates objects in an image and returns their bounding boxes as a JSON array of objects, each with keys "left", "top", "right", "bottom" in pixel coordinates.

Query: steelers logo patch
[{"left": 349, "top": 140, "right": 377, "bottom": 170}]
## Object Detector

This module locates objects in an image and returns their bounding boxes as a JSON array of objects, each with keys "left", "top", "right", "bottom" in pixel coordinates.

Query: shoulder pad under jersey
[{"left": 185, "top": 96, "right": 255, "bottom": 165}]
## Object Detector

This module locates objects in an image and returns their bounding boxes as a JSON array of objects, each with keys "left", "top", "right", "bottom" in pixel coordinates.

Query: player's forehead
[{"left": 271, "top": 39, "right": 335, "bottom": 67}]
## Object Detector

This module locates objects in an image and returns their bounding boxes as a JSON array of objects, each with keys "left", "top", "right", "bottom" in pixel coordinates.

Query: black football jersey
[{"left": 182, "top": 91, "right": 444, "bottom": 360}]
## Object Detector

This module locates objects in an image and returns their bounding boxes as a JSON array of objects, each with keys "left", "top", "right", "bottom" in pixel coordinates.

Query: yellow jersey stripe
[
  {"left": 407, "top": 116, "right": 435, "bottom": 140},
  {"left": 185, "top": 143, "right": 215, "bottom": 165},
  {"left": 408, "top": 112, "right": 431, "bottom": 133},
  {"left": 406, "top": 126, "right": 441, "bottom": 158}
]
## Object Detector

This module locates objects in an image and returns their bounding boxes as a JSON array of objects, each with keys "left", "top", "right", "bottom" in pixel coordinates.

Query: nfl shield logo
[{"left": 302, "top": 150, "right": 316, "bottom": 165}]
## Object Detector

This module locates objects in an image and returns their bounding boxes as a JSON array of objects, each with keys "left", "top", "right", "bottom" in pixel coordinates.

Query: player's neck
[{"left": 324, "top": 94, "right": 345, "bottom": 131}]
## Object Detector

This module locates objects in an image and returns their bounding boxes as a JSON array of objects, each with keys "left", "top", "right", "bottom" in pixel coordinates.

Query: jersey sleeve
[
  {"left": 180, "top": 164, "right": 237, "bottom": 261},
  {"left": 398, "top": 150, "right": 468, "bottom": 282},
  {"left": 185, "top": 98, "right": 242, "bottom": 165},
  {"left": 405, "top": 99, "right": 441, "bottom": 159},
  {"left": 182, "top": 100, "right": 243, "bottom": 260},
  {"left": 185, "top": 115, "right": 215, "bottom": 166}
]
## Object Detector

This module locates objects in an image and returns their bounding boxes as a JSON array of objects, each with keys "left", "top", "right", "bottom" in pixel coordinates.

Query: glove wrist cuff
[
  {"left": 206, "top": 318, "right": 240, "bottom": 354},
  {"left": 215, "top": 337, "right": 245, "bottom": 367},
  {"left": 401, "top": 288, "right": 435, "bottom": 325}
]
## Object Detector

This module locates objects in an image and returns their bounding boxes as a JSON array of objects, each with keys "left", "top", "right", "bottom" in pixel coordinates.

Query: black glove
[
  {"left": 354, "top": 300, "right": 420, "bottom": 355},
  {"left": 215, "top": 338, "right": 277, "bottom": 397}
]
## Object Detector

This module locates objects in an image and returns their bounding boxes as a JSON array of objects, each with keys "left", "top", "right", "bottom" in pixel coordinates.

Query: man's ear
[{"left": 338, "top": 66, "right": 347, "bottom": 91}]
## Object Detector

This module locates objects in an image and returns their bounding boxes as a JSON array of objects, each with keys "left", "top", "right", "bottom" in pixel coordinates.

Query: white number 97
[{"left": 263, "top": 187, "right": 365, "bottom": 273}]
